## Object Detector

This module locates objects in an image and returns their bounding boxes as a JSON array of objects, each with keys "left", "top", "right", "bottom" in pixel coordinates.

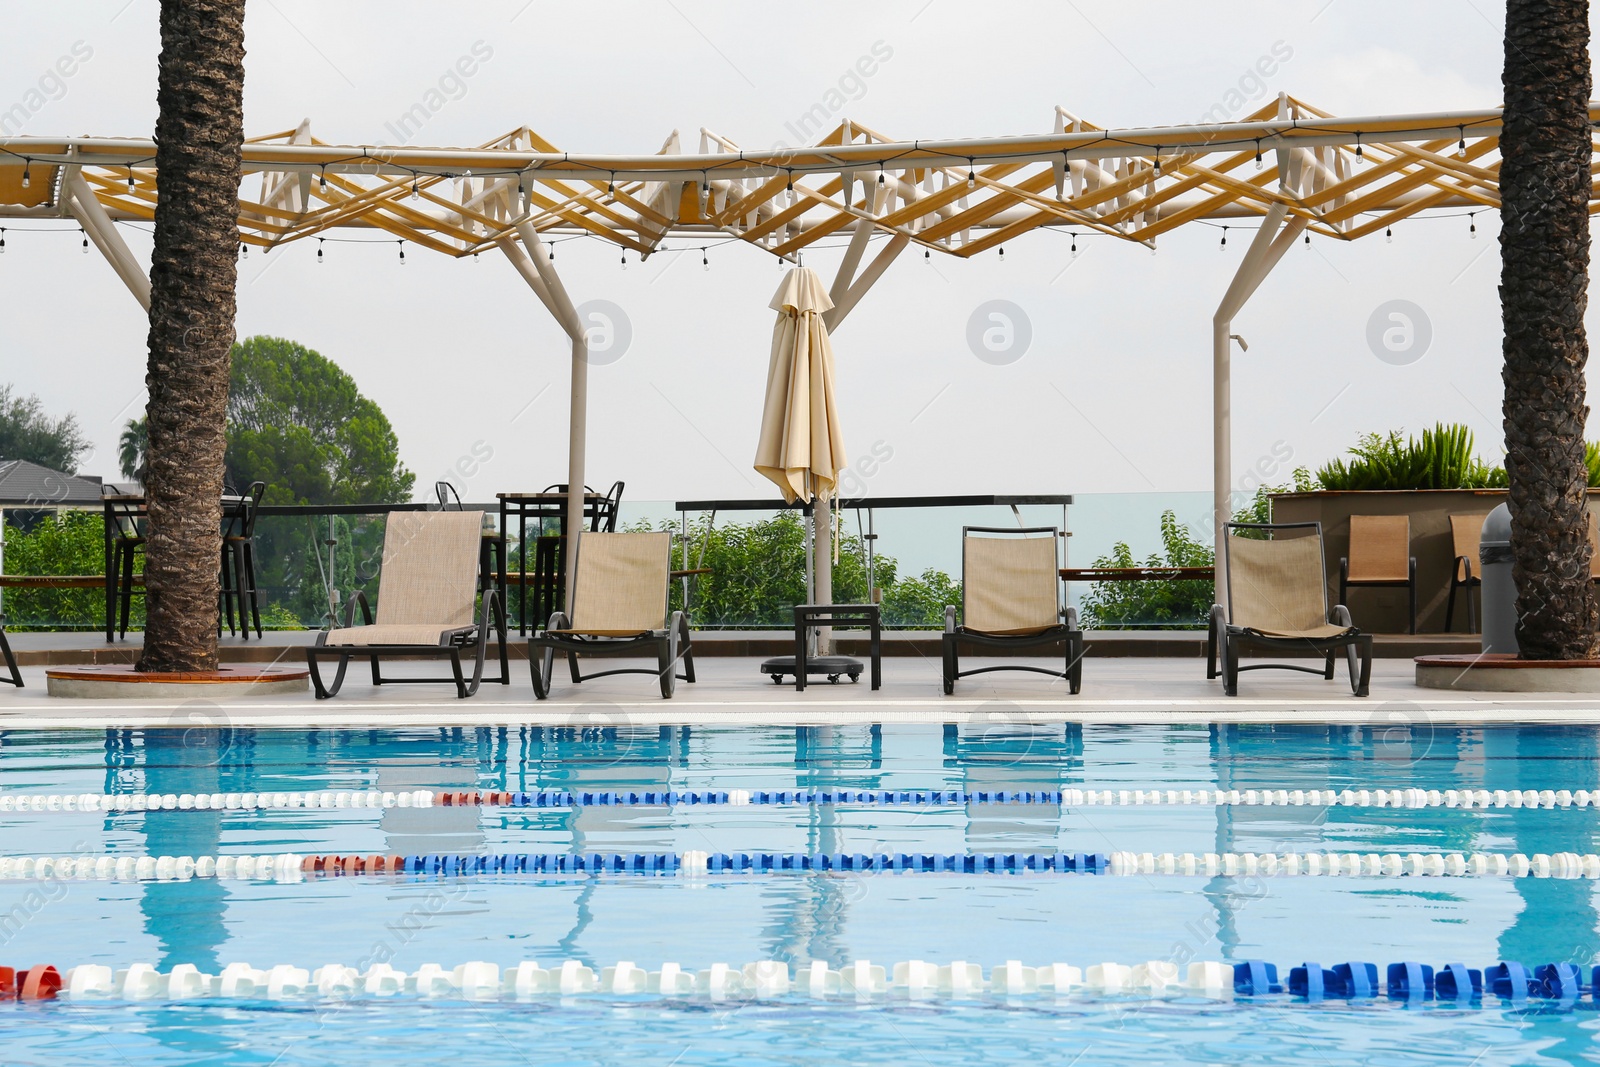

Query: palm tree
[
  {"left": 136, "top": 0, "right": 246, "bottom": 673},
  {"left": 1501, "top": 0, "right": 1599, "bottom": 659},
  {"left": 118, "top": 416, "right": 148, "bottom": 484}
]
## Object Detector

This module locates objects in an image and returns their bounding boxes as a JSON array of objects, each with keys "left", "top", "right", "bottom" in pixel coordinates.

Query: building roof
[{"left": 0, "top": 459, "right": 106, "bottom": 507}]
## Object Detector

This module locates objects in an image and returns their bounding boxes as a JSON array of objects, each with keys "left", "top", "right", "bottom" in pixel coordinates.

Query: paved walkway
[{"left": 2, "top": 655, "right": 1597, "bottom": 728}]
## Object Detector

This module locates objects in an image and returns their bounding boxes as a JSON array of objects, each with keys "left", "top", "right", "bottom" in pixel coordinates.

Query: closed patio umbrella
[{"left": 754, "top": 267, "right": 846, "bottom": 648}]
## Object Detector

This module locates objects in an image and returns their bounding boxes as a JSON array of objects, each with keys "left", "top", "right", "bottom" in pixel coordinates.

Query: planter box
[{"left": 1267, "top": 489, "right": 1510, "bottom": 635}]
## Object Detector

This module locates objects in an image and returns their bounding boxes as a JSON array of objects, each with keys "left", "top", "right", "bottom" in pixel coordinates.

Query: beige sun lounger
[
  {"left": 307, "top": 510, "right": 498, "bottom": 699},
  {"left": 1208, "top": 521, "right": 1372, "bottom": 697},
  {"left": 527, "top": 531, "right": 694, "bottom": 699}
]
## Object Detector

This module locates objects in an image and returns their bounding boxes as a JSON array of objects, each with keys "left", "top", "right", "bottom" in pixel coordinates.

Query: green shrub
[
  {"left": 1314, "top": 423, "right": 1508, "bottom": 490},
  {"left": 1, "top": 512, "right": 138, "bottom": 631}
]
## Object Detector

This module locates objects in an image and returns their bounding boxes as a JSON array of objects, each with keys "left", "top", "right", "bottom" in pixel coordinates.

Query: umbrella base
[{"left": 760, "top": 655, "right": 864, "bottom": 686}]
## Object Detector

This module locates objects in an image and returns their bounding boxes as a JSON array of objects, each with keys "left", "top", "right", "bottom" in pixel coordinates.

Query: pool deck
[{"left": 4, "top": 648, "right": 1600, "bottom": 728}]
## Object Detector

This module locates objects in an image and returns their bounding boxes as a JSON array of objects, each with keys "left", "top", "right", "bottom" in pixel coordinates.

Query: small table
[
  {"left": 760, "top": 603, "right": 882, "bottom": 691},
  {"left": 497, "top": 492, "right": 603, "bottom": 635}
]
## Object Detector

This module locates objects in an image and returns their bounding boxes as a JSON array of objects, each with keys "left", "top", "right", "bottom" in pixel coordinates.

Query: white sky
[{"left": 0, "top": 0, "right": 1575, "bottom": 512}]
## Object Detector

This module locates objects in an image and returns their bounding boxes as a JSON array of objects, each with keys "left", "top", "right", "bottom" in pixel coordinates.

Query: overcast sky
[{"left": 0, "top": 0, "right": 1571, "bottom": 520}]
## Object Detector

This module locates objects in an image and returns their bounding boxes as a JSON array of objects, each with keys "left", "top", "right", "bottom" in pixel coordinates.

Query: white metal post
[{"left": 1211, "top": 203, "right": 1305, "bottom": 602}]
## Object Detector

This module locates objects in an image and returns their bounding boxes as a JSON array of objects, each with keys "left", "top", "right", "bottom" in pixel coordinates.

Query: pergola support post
[
  {"left": 65, "top": 169, "right": 151, "bottom": 311},
  {"left": 510, "top": 221, "right": 589, "bottom": 614},
  {"left": 1212, "top": 203, "right": 1305, "bottom": 602}
]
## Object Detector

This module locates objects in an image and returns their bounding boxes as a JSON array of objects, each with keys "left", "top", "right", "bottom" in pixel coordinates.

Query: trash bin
[{"left": 1480, "top": 503, "right": 1516, "bottom": 655}]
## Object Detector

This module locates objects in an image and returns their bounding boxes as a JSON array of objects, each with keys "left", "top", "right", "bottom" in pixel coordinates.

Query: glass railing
[{"left": 0, "top": 492, "right": 1224, "bottom": 632}]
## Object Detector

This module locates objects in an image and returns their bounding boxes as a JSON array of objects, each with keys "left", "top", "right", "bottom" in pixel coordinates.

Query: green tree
[
  {"left": 0, "top": 385, "right": 89, "bottom": 473},
  {"left": 225, "top": 336, "right": 414, "bottom": 505}
]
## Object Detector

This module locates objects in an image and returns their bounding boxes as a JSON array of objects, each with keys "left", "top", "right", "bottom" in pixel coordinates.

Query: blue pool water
[{"left": 2, "top": 722, "right": 1600, "bottom": 1064}]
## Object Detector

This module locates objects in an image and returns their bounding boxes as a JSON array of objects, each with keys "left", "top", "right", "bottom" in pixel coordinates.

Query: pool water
[{"left": 2, "top": 722, "right": 1600, "bottom": 1065}]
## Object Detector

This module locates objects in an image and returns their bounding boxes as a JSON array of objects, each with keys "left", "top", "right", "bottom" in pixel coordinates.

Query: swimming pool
[{"left": 2, "top": 722, "right": 1599, "bottom": 1065}]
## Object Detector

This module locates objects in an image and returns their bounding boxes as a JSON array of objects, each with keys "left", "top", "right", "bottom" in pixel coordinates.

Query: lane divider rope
[
  {"left": 2, "top": 787, "right": 1593, "bottom": 813},
  {"left": 10, "top": 850, "right": 1600, "bottom": 880},
  {"left": 0, "top": 851, "right": 1110, "bottom": 880},
  {"left": 2, "top": 958, "right": 1592, "bottom": 1002}
]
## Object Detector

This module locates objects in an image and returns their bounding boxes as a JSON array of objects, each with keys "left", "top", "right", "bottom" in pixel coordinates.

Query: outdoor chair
[
  {"left": 1339, "top": 514, "right": 1416, "bottom": 633},
  {"left": 435, "top": 480, "right": 463, "bottom": 510},
  {"left": 0, "top": 620, "right": 19, "bottom": 687},
  {"left": 527, "top": 531, "right": 694, "bottom": 700},
  {"left": 1445, "top": 513, "right": 1483, "bottom": 633},
  {"left": 103, "top": 484, "right": 145, "bottom": 640},
  {"left": 1207, "top": 521, "right": 1372, "bottom": 697},
  {"left": 541, "top": 480, "right": 625, "bottom": 532},
  {"left": 306, "top": 510, "right": 498, "bottom": 699},
  {"left": 219, "top": 481, "right": 265, "bottom": 639},
  {"left": 942, "top": 526, "right": 1082, "bottom": 695}
]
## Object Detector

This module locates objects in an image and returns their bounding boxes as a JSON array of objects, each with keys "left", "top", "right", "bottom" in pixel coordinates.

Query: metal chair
[
  {"left": 1444, "top": 513, "right": 1483, "bottom": 633},
  {"left": 1208, "top": 521, "right": 1372, "bottom": 697},
  {"left": 942, "top": 526, "right": 1082, "bottom": 695},
  {"left": 219, "top": 481, "right": 265, "bottom": 639},
  {"left": 435, "top": 481, "right": 463, "bottom": 510},
  {"left": 103, "top": 485, "right": 145, "bottom": 640},
  {"left": 1339, "top": 514, "right": 1417, "bottom": 634},
  {"left": 0, "top": 620, "right": 20, "bottom": 687},
  {"left": 528, "top": 531, "right": 694, "bottom": 700}
]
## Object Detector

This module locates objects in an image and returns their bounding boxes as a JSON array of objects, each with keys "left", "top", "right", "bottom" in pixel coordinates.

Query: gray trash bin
[{"left": 1480, "top": 503, "right": 1516, "bottom": 655}]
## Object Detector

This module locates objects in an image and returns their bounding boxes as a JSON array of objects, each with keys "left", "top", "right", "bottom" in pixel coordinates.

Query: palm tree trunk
[
  {"left": 137, "top": 0, "right": 246, "bottom": 673},
  {"left": 1501, "top": 0, "right": 1598, "bottom": 659}
]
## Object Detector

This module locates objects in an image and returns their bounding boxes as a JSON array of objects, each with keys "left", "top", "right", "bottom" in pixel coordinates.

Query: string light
[
  {"left": 967, "top": 158, "right": 976, "bottom": 189},
  {"left": 785, "top": 169, "right": 793, "bottom": 192},
  {"left": 317, "top": 238, "right": 324, "bottom": 263},
  {"left": 1303, "top": 231, "right": 1310, "bottom": 248},
  {"left": 238, "top": 242, "right": 247, "bottom": 259},
  {"left": 80, "top": 228, "right": 88, "bottom": 254},
  {"left": 1070, "top": 233, "right": 1078, "bottom": 257},
  {"left": 620, "top": 250, "right": 627, "bottom": 270},
  {"left": 319, "top": 166, "right": 327, "bottom": 192},
  {"left": 998, "top": 246, "right": 1004, "bottom": 261},
  {"left": 20, "top": 159, "right": 30, "bottom": 189},
  {"left": 1385, "top": 225, "right": 1393, "bottom": 243},
  {"left": 127, "top": 167, "right": 136, "bottom": 191},
  {"left": 1254, "top": 139, "right": 1263, "bottom": 169},
  {"left": 1355, "top": 133, "right": 1364, "bottom": 164},
  {"left": 548, "top": 244, "right": 554, "bottom": 261},
  {"left": 924, "top": 248, "right": 930, "bottom": 265},
  {"left": 878, "top": 163, "right": 886, "bottom": 185},
  {"left": 1458, "top": 126, "right": 1467, "bottom": 159},
  {"left": 411, "top": 176, "right": 419, "bottom": 201},
  {"left": 608, "top": 172, "right": 615, "bottom": 194},
  {"left": 1, "top": 229, "right": 7, "bottom": 254},
  {"left": 1469, "top": 213, "right": 1477, "bottom": 239},
  {"left": 398, "top": 240, "right": 406, "bottom": 265},
  {"left": 1153, "top": 148, "right": 1161, "bottom": 177},
  {"left": 701, "top": 248, "right": 709, "bottom": 271},
  {"left": 1219, "top": 226, "right": 1228, "bottom": 251}
]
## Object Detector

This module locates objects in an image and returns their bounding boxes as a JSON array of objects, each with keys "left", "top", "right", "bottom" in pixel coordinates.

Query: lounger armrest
[
  {"left": 1454, "top": 554, "right": 1473, "bottom": 583},
  {"left": 471, "top": 586, "right": 498, "bottom": 645},
  {"left": 1061, "top": 606, "right": 1079, "bottom": 632},
  {"left": 1331, "top": 604, "right": 1354, "bottom": 628},
  {"left": 944, "top": 605, "right": 957, "bottom": 635},
  {"left": 1209, "top": 603, "right": 1227, "bottom": 628},
  {"left": 537, "top": 611, "right": 571, "bottom": 638}
]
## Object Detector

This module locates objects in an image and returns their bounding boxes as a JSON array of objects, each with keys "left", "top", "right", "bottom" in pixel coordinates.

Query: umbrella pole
[{"left": 814, "top": 491, "right": 832, "bottom": 656}]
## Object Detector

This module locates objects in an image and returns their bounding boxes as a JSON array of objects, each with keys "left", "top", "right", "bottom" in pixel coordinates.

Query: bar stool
[
  {"left": 219, "top": 482, "right": 265, "bottom": 639},
  {"left": 104, "top": 486, "right": 145, "bottom": 639}
]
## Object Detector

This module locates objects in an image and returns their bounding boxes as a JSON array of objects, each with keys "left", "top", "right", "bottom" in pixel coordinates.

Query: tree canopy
[
  {"left": 0, "top": 385, "right": 89, "bottom": 473},
  {"left": 121, "top": 336, "right": 414, "bottom": 505}
]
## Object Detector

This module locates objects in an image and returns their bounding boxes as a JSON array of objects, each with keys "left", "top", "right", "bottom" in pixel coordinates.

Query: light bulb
[
  {"left": 127, "top": 169, "right": 136, "bottom": 191},
  {"left": 81, "top": 230, "right": 88, "bottom": 253},
  {"left": 702, "top": 250, "right": 709, "bottom": 271},
  {"left": 967, "top": 160, "right": 976, "bottom": 189},
  {"left": 1, "top": 230, "right": 7, "bottom": 254},
  {"left": 620, "top": 252, "right": 627, "bottom": 270},
  {"left": 319, "top": 168, "right": 326, "bottom": 192},
  {"left": 1254, "top": 141, "right": 1263, "bottom": 169},
  {"left": 1385, "top": 226, "right": 1392, "bottom": 243},
  {"left": 1458, "top": 128, "right": 1467, "bottom": 158},
  {"left": 1470, "top": 216, "right": 1477, "bottom": 239},
  {"left": 1219, "top": 228, "right": 1227, "bottom": 251},
  {"left": 1070, "top": 235, "right": 1078, "bottom": 258},
  {"left": 924, "top": 249, "right": 930, "bottom": 265},
  {"left": 21, "top": 161, "right": 30, "bottom": 189},
  {"left": 1303, "top": 232, "right": 1310, "bottom": 248},
  {"left": 998, "top": 246, "right": 1004, "bottom": 261},
  {"left": 548, "top": 246, "right": 554, "bottom": 261},
  {"left": 398, "top": 243, "right": 406, "bottom": 265},
  {"left": 317, "top": 241, "right": 324, "bottom": 263},
  {"left": 239, "top": 242, "right": 247, "bottom": 259},
  {"left": 411, "top": 178, "right": 419, "bottom": 201},
  {"left": 608, "top": 173, "right": 615, "bottom": 194}
]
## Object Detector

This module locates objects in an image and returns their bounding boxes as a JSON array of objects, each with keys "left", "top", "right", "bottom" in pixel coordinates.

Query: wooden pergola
[{"left": 3, "top": 93, "right": 1590, "bottom": 599}]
